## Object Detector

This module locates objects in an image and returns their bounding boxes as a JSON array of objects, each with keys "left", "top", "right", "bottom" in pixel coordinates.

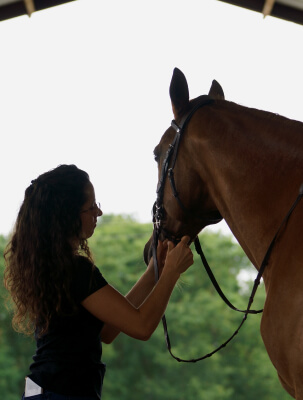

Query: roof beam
[
  {"left": 217, "top": 0, "right": 303, "bottom": 25},
  {"left": 24, "top": 0, "right": 35, "bottom": 16},
  {"left": 262, "top": 0, "right": 276, "bottom": 17},
  {"left": 0, "top": 0, "right": 76, "bottom": 22}
]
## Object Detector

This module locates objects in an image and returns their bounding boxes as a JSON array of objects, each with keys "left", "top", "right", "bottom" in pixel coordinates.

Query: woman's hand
[
  {"left": 147, "top": 239, "right": 168, "bottom": 278},
  {"left": 148, "top": 236, "right": 193, "bottom": 278},
  {"left": 164, "top": 236, "right": 194, "bottom": 276},
  {"left": 84, "top": 235, "right": 194, "bottom": 343}
]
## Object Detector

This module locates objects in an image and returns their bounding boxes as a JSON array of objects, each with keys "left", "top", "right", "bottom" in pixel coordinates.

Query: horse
[{"left": 144, "top": 68, "right": 303, "bottom": 399}]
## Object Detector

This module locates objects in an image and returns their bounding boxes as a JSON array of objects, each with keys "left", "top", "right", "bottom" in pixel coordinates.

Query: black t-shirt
[{"left": 28, "top": 256, "right": 108, "bottom": 399}]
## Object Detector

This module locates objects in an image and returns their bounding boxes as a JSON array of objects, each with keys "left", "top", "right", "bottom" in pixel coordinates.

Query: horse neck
[{"left": 192, "top": 101, "right": 303, "bottom": 270}]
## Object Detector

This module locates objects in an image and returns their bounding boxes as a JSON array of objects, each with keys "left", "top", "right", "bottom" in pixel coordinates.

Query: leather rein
[{"left": 152, "top": 95, "right": 303, "bottom": 362}]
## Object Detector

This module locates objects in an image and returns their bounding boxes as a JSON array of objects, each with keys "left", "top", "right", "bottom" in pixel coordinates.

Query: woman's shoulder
[
  {"left": 74, "top": 256, "right": 107, "bottom": 301},
  {"left": 75, "top": 255, "right": 104, "bottom": 282},
  {"left": 76, "top": 254, "right": 94, "bottom": 268}
]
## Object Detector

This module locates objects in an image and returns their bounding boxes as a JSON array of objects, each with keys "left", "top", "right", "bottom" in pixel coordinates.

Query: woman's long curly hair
[{"left": 4, "top": 164, "right": 94, "bottom": 336}]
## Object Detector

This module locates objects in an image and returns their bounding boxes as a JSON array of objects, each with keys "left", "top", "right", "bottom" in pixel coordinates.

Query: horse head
[{"left": 144, "top": 68, "right": 224, "bottom": 263}]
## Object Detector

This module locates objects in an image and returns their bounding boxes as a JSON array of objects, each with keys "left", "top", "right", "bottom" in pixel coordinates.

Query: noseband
[{"left": 151, "top": 95, "right": 303, "bottom": 362}]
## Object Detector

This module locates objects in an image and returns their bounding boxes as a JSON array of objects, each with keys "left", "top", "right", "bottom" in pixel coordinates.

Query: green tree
[
  {"left": 89, "top": 216, "right": 292, "bottom": 400},
  {"left": 0, "top": 235, "right": 36, "bottom": 400},
  {"left": 0, "top": 216, "right": 293, "bottom": 399}
]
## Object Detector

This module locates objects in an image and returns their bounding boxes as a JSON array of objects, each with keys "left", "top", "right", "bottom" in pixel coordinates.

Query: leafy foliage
[
  {"left": 0, "top": 235, "right": 36, "bottom": 399},
  {"left": 0, "top": 216, "right": 292, "bottom": 399}
]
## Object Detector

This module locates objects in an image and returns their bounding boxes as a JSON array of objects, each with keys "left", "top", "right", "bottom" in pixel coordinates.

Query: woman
[{"left": 4, "top": 164, "right": 193, "bottom": 400}]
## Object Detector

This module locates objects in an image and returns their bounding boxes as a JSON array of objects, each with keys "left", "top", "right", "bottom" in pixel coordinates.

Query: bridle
[
  {"left": 151, "top": 95, "right": 303, "bottom": 362},
  {"left": 153, "top": 95, "right": 221, "bottom": 232}
]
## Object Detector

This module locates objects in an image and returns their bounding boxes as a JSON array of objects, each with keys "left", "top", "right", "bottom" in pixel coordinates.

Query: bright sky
[{"left": 0, "top": 0, "right": 302, "bottom": 237}]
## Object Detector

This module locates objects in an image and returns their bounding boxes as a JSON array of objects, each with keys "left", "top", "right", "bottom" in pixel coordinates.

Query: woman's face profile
[{"left": 80, "top": 182, "right": 102, "bottom": 239}]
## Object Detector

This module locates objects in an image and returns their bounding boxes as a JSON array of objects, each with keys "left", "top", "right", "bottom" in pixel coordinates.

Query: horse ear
[
  {"left": 208, "top": 80, "right": 225, "bottom": 100},
  {"left": 169, "top": 68, "right": 190, "bottom": 118}
]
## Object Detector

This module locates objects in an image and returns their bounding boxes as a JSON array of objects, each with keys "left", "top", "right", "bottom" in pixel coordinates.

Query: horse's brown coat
[{"left": 145, "top": 68, "right": 303, "bottom": 399}]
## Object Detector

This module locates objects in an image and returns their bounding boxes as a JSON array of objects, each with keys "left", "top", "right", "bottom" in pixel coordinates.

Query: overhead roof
[
  {"left": 0, "top": 0, "right": 75, "bottom": 21},
  {"left": 218, "top": 0, "right": 303, "bottom": 25},
  {"left": 0, "top": 0, "right": 302, "bottom": 25}
]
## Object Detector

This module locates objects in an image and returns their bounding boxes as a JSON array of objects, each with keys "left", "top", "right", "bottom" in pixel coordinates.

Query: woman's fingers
[{"left": 179, "top": 235, "right": 191, "bottom": 246}]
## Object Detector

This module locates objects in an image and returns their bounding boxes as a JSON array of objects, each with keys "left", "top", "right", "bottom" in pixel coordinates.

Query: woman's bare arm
[
  {"left": 81, "top": 237, "right": 193, "bottom": 343},
  {"left": 99, "top": 240, "right": 168, "bottom": 343}
]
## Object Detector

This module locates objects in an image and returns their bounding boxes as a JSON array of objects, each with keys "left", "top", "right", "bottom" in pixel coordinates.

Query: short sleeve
[{"left": 73, "top": 256, "right": 108, "bottom": 303}]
